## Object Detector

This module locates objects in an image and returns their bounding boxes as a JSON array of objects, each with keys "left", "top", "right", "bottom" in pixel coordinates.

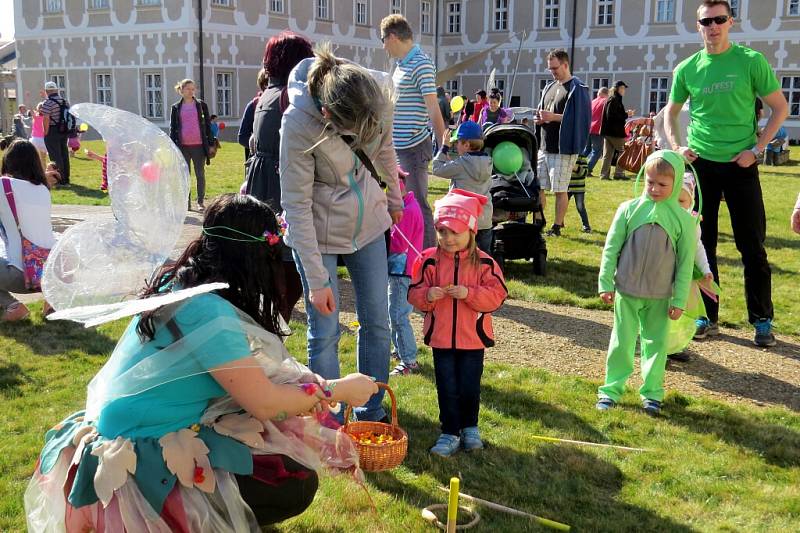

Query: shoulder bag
[
  {"left": 1, "top": 178, "right": 50, "bottom": 290},
  {"left": 617, "top": 118, "right": 655, "bottom": 175}
]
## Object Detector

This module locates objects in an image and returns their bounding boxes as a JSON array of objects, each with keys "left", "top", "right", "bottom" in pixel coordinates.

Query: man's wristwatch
[{"left": 750, "top": 145, "right": 764, "bottom": 157}]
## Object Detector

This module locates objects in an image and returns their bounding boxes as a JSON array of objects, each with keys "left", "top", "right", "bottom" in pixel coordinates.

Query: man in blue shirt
[{"left": 380, "top": 14, "right": 446, "bottom": 248}]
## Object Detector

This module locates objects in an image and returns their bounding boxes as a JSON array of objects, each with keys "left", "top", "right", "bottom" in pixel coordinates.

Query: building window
[
  {"left": 211, "top": 0, "right": 232, "bottom": 6},
  {"left": 445, "top": 79, "right": 459, "bottom": 98},
  {"left": 783, "top": 76, "right": 800, "bottom": 116},
  {"left": 50, "top": 74, "right": 66, "bottom": 98},
  {"left": 44, "top": 0, "right": 63, "bottom": 12},
  {"left": 391, "top": 0, "right": 403, "bottom": 14},
  {"left": 144, "top": 73, "right": 163, "bottom": 118},
  {"left": 447, "top": 2, "right": 461, "bottom": 33},
  {"left": 592, "top": 77, "right": 610, "bottom": 98},
  {"left": 96, "top": 74, "right": 112, "bottom": 106},
  {"left": 494, "top": 0, "right": 508, "bottom": 31},
  {"left": 316, "top": 0, "right": 330, "bottom": 20},
  {"left": 648, "top": 77, "right": 670, "bottom": 114},
  {"left": 216, "top": 72, "right": 232, "bottom": 117},
  {"left": 137, "top": 0, "right": 161, "bottom": 5},
  {"left": 269, "top": 0, "right": 284, "bottom": 12},
  {"left": 790, "top": 0, "right": 800, "bottom": 16},
  {"left": 544, "top": 0, "right": 560, "bottom": 28},
  {"left": 355, "top": 0, "right": 369, "bottom": 25},
  {"left": 655, "top": 0, "right": 675, "bottom": 22},
  {"left": 421, "top": 1, "right": 432, "bottom": 33},
  {"left": 495, "top": 79, "right": 505, "bottom": 94},
  {"left": 89, "top": 0, "right": 109, "bottom": 9},
  {"left": 729, "top": 0, "right": 739, "bottom": 18},
  {"left": 597, "top": 0, "right": 613, "bottom": 25}
]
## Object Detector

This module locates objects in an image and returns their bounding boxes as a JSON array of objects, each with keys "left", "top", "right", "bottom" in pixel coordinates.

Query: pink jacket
[
  {"left": 388, "top": 191, "right": 424, "bottom": 276},
  {"left": 408, "top": 247, "right": 507, "bottom": 350}
]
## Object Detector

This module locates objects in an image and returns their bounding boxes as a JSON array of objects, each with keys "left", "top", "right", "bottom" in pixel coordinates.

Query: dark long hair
[
  {"left": 1, "top": 139, "right": 47, "bottom": 187},
  {"left": 136, "top": 194, "right": 287, "bottom": 341},
  {"left": 262, "top": 31, "right": 314, "bottom": 113}
]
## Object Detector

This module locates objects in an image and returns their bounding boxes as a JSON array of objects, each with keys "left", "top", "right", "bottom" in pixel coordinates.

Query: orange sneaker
[{"left": 1, "top": 302, "right": 30, "bottom": 321}]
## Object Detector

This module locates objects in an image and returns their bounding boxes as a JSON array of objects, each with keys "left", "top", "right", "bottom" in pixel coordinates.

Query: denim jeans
[
  {"left": 388, "top": 275, "right": 417, "bottom": 364},
  {"left": 293, "top": 236, "right": 390, "bottom": 421},
  {"left": 397, "top": 137, "right": 435, "bottom": 248},
  {"left": 432, "top": 348, "right": 484, "bottom": 436},
  {"left": 582, "top": 133, "right": 604, "bottom": 173},
  {"left": 476, "top": 229, "right": 493, "bottom": 255},
  {"left": 568, "top": 192, "right": 590, "bottom": 228}
]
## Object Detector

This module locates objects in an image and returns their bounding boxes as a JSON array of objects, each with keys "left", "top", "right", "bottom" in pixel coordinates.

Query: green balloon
[{"left": 492, "top": 141, "right": 523, "bottom": 175}]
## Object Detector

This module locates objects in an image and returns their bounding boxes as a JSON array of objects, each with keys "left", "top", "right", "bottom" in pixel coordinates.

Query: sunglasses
[
  {"left": 380, "top": 34, "right": 388, "bottom": 43},
  {"left": 698, "top": 15, "right": 730, "bottom": 26}
]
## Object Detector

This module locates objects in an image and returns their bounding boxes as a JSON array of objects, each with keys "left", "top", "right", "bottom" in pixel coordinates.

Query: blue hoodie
[{"left": 537, "top": 77, "right": 592, "bottom": 155}]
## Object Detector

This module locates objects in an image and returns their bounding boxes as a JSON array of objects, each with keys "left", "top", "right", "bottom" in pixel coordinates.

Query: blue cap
[{"left": 456, "top": 120, "right": 482, "bottom": 141}]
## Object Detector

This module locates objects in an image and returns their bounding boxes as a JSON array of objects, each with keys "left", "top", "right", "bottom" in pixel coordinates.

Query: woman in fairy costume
[{"left": 25, "top": 194, "right": 378, "bottom": 532}]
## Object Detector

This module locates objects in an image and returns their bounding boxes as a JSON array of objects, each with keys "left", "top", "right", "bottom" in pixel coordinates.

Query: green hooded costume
[{"left": 597, "top": 150, "right": 697, "bottom": 402}]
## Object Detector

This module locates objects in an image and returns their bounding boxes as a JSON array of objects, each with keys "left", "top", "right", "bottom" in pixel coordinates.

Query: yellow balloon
[
  {"left": 450, "top": 95, "right": 465, "bottom": 114},
  {"left": 78, "top": 123, "right": 89, "bottom": 132}
]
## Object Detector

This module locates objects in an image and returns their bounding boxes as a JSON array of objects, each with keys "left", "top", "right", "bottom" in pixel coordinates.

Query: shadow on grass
[
  {"left": 503, "top": 256, "right": 599, "bottom": 297},
  {"left": 672, "top": 352, "right": 800, "bottom": 412},
  {"left": 663, "top": 395, "right": 800, "bottom": 467},
  {"left": 716, "top": 231, "right": 800, "bottom": 252},
  {"left": 0, "top": 315, "right": 117, "bottom": 356},
  {"left": 497, "top": 302, "right": 611, "bottom": 350},
  {"left": 712, "top": 254, "right": 797, "bottom": 276},
  {"left": 0, "top": 361, "right": 33, "bottom": 397},
  {"left": 373, "top": 409, "right": 695, "bottom": 532},
  {"left": 56, "top": 181, "right": 108, "bottom": 201}
]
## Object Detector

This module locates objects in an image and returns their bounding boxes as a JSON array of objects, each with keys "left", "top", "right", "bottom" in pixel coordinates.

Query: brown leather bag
[{"left": 617, "top": 118, "right": 655, "bottom": 174}]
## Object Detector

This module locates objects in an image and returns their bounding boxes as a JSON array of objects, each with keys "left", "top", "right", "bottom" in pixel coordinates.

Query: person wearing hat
[
  {"left": 432, "top": 121, "right": 494, "bottom": 253},
  {"left": 408, "top": 189, "right": 508, "bottom": 457},
  {"left": 39, "top": 81, "right": 71, "bottom": 185},
  {"left": 598, "top": 80, "right": 633, "bottom": 181}
]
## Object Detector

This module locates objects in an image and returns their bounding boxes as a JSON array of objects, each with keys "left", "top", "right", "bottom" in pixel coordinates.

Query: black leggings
[
  {"left": 236, "top": 455, "right": 319, "bottom": 526},
  {"left": 568, "top": 192, "right": 590, "bottom": 228}
]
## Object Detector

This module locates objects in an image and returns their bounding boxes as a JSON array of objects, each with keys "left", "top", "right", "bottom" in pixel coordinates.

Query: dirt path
[{"left": 310, "top": 280, "right": 800, "bottom": 412}]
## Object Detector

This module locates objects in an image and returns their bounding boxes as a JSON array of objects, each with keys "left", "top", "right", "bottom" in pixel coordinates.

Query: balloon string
[
  {"left": 390, "top": 225, "right": 423, "bottom": 260},
  {"left": 514, "top": 172, "right": 532, "bottom": 198}
]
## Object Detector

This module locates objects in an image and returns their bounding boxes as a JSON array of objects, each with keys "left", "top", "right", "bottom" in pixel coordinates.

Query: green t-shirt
[{"left": 669, "top": 43, "right": 780, "bottom": 162}]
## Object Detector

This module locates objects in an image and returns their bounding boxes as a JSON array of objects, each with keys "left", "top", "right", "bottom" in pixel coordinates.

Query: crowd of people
[{"left": 2, "top": 1, "right": 798, "bottom": 529}]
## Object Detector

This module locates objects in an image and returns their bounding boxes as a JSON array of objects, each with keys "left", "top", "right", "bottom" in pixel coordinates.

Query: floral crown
[{"left": 202, "top": 217, "right": 287, "bottom": 246}]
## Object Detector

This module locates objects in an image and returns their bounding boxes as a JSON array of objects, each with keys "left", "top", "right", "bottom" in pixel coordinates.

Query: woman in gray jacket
[{"left": 280, "top": 45, "right": 403, "bottom": 422}]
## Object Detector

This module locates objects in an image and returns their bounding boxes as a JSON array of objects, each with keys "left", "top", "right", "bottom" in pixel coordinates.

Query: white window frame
[
  {"left": 493, "top": 0, "right": 509, "bottom": 31},
  {"left": 495, "top": 79, "right": 505, "bottom": 94},
  {"left": 782, "top": 76, "right": 800, "bottom": 117},
  {"left": 655, "top": 0, "right": 675, "bottom": 23},
  {"left": 729, "top": 0, "right": 739, "bottom": 18},
  {"left": 648, "top": 77, "right": 670, "bottom": 114},
  {"left": 355, "top": 0, "right": 369, "bottom": 26},
  {"left": 446, "top": 2, "right": 461, "bottom": 34},
  {"left": 391, "top": 0, "right": 403, "bottom": 14},
  {"left": 316, "top": 0, "right": 331, "bottom": 20},
  {"left": 216, "top": 72, "right": 233, "bottom": 118},
  {"left": 592, "top": 77, "right": 609, "bottom": 98},
  {"left": 544, "top": 0, "right": 560, "bottom": 29},
  {"left": 88, "top": 0, "right": 110, "bottom": 9},
  {"left": 790, "top": 0, "right": 800, "bottom": 16},
  {"left": 143, "top": 73, "right": 163, "bottom": 119},
  {"left": 445, "top": 79, "right": 459, "bottom": 98},
  {"left": 211, "top": 0, "right": 232, "bottom": 6},
  {"left": 50, "top": 74, "right": 66, "bottom": 98},
  {"left": 137, "top": 0, "right": 161, "bottom": 6},
  {"left": 420, "top": 1, "right": 432, "bottom": 34},
  {"left": 269, "top": 0, "right": 285, "bottom": 13},
  {"left": 596, "top": 0, "right": 613, "bottom": 26},
  {"left": 95, "top": 73, "right": 113, "bottom": 106},
  {"left": 44, "top": 0, "right": 63, "bottom": 13}
]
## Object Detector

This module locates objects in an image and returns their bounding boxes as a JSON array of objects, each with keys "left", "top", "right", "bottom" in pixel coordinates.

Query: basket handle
[{"left": 342, "top": 382, "right": 399, "bottom": 429}]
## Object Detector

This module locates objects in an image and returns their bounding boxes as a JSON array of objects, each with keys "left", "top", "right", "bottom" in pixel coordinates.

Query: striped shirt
[
  {"left": 40, "top": 94, "right": 66, "bottom": 125},
  {"left": 392, "top": 45, "right": 437, "bottom": 150}
]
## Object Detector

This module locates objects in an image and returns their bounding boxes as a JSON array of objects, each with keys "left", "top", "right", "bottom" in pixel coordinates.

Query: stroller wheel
[{"left": 532, "top": 249, "right": 547, "bottom": 276}]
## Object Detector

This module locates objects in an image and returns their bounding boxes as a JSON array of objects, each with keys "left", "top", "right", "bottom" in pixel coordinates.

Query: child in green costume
[{"left": 596, "top": 150, "right": 697, "bottom": 416}]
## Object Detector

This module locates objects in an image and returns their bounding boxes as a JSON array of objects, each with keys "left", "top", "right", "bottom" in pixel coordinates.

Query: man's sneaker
[
  {"left": 460, "top": 426, "right": 484, "bottom": 451},
  {"left": 667, "top": 351, "right": 690, "bottom": 362},
  {"left": 1, "top": 302, "right": 30, "bottom": 322},
  {"left": 581, "top": 225, "right": 592, "bottom": 233},
  {"left": 753, "top": 318, "right": 777, "bottom": 347},
  {"left": 642, "top": 399, "right": 662, "bottom": 417},
  {"left": 430, "top": 434, "right": 460, "bottom": 457},
  {"left": 545, "top": 224, "right": 562, "bottom": 237},
  {"left": 595, "top": 397, "right": 616, "bottom": 411},
  {"left": 694, "top": 317, "right": 719, "bottom": 339},
  {"left": 389, "top": 361, "right": 419, "bottom": 376}
]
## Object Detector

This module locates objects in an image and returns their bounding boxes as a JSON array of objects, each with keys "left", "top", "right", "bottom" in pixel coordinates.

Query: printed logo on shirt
[{"left": 702, "top": 81, "right": 735, "bottom": 95}]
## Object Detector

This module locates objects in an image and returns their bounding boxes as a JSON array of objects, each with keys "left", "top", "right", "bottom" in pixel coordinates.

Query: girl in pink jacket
[{"left": 407, "top": 189, "right": 507, "bottom": 457}]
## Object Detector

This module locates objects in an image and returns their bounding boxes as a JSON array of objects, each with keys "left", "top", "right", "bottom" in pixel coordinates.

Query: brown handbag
[{"left": 617, "top": 118, "right": 655, "bottom": 174}]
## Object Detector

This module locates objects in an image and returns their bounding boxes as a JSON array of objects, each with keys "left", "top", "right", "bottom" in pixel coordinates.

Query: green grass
[
  {"left": 56, "top": 142, "right": 800, "bottom": 335},
  {"left": 1, "top": 305, "right": 799, "bottom": 531}
]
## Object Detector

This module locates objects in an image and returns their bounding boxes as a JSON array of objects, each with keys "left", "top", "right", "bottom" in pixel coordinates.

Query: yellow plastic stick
[
  {"left": 438, "top": 487, "right": 570, "bottom": 531},
  {"left": 446, "top": 477, "right": 459, "bottom": 533},
  {"left": 530, "top": 434, "right": 650, "bottom": 452}
]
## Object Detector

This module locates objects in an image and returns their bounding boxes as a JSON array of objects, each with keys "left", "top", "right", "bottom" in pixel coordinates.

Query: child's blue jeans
[
  {"left": 433, "top": 348, "right": 484, "bottom": 436},
  {"left": 388, "top": 275, "right": 417, "bottom": 365}
]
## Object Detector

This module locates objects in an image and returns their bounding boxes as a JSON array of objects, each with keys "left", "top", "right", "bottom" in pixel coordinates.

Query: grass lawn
[
  {"left": 1, "top": 304, "right": 799, "bottom": 531},
  {"left": 55, "top": 141, "right": 800, "bottom": 335}
]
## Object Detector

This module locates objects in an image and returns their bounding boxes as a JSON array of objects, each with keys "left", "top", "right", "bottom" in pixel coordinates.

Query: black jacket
[
  {"left": 600, "top": 93, "right": 628, "bottom": 139},
  {"left": 169, "top": 98, "right": 214, "bottom": 163}
]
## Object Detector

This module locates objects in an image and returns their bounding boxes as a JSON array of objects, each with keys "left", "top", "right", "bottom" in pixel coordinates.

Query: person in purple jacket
[{"left": 388, "top": 171, "right": 424, "bottom": 376}]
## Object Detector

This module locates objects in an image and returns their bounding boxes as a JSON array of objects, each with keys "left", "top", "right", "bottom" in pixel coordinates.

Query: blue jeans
[
  {"left": 433, "top": 348, "right": 484, "bottom": 436},
  {"left": 388, "top": 275, "right": 417, "bottom": 365},
  {"left": 582, "top": 134, "right": 604, "bottom": 173},
  {"left": 293, "top": 236, "right": 390, "bottom": 421}
]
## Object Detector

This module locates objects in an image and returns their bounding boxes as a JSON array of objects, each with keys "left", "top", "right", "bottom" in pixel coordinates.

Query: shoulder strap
[
  {"left": 1, "top": 178, "right": 20, "bottom": 227},
  {"left": 340, "top": 135, "right": 386, "bottom": 189}
]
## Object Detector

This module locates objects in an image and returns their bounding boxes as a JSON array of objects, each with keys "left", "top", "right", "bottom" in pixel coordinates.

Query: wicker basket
[{"left": 340, "top": 382, "right": 408, "bottom": 472}]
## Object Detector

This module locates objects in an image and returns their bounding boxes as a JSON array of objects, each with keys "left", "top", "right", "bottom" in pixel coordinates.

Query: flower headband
[{"left": 202, "top": 217, "right": 287, "bottom": 246}]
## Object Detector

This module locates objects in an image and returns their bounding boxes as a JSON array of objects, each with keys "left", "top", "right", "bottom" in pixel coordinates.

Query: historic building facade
[{"left": 14, "top": 0, "right": 800, "bottom": 136}]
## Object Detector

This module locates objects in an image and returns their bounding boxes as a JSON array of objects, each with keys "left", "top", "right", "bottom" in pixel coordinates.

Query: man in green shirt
[{"left": 664, "top": 0, "right": 788, "bottom": 348}]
